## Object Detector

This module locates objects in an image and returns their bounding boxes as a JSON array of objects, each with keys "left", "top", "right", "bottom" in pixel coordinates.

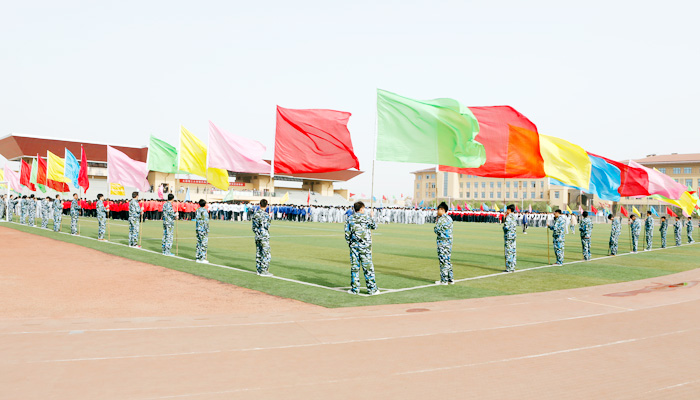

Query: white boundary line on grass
[{"left": 2, "top": 220, "right": 698, "bottom": 297}]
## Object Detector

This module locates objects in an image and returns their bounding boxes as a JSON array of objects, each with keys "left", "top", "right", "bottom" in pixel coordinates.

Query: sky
[{"left": 1, "top": 0, "right": 699, "bottom": 197}]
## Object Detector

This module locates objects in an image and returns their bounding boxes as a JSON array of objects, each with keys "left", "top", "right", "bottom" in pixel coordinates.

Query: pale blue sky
[{"left": 1, "top": 0, "right": 698, "bottom": 197}]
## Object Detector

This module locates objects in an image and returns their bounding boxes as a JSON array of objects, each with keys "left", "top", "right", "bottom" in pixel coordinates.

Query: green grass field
[{"left": 2, "top": 215, "right": 699, "bottom": 308}]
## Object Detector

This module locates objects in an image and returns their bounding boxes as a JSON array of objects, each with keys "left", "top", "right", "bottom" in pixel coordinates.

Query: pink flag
[
  {"left": 3, "top": 166, "right": 21, "bottom": 192},
  {"left": 579, "top": 205, "right": 583, "bottom": 214},
  {"left": 157, "top": 184, "right": 164, "bottom": 199},
  {"left": 528, "top": 204, "right": 532, "bottom": 213},
  {"left": 107, "top": 146, "right": 150, "bottom": 192},
  {"left": 208, "top": 121, "right": 270, "bottom": 174},
  {"left": 628, "top": 160, "right": 686, "bottom": 200}
]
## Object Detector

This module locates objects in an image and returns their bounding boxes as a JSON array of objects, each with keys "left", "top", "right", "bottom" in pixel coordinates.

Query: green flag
[
  {"left": 29, "top": 159, "right": 46, "bottom": 193},
  {"left": 546, "top": 205, "right": 553, "bottom": 212},
  {"left": 223, "top": 190, "right": 234, "bottom": 202},
  {"left": 147, "top": 135, "right": 180, "bottom": 174},
  {"left": 376, "top": 89, "right": 486, "bottom": 169}
]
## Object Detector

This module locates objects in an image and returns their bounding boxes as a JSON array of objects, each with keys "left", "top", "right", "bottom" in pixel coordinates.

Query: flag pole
[
  {"left": 370, "top": 98, "right": 378, "bottom": 213},
  {"left": 628, "top": 217, "right": 632, "bottom": 252},
  {"left": 139, "top": 200, "right": 143, "bottom": 248},
  {"left": 107, "top": 206, "right": 111, "bottom": 242},
  {"left": 547, "top": 225, "right": 551, "bottom": 265}
]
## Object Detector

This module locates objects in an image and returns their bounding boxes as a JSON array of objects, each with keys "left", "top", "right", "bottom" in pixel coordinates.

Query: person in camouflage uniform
[
  {"left": 41, "top": 196, "right": 50, "bottom": 228},
  {"left": 608, "top": 214, "right": 621, "bottom": 255},
  {"left": 548, "top": 209, "right": 566, "bottom": 265},
  {"left": 128, "top": 192, "right": 142, "bottom": 247},
  {"left": 53, "top": 195, "right": 62, "bottom": 231},
  {"left": 674, "top": 216, "right": 682, "bottom": 246},
  {"left": 70, "top": 193, "right": 80, "bottom": 235},
  {"left": 434, "top": 202, "right": 454, "bottom": 284},
  {"left": 344, "top": 201, "right": 379, "bottom": 295},
  {"left": 0, "top": 195, "right": 5, "bottom": 220},
  {"left": 644, "top": 211, "right": 654, "bottom": 251},
  {"left": 27, "top": 195, "right": 36, "bottom": 227},
  {"left": 162, "top": 194, "right": 177, "bottom": 255},
  {"left": 195, "top": 199, "right": 209, "bottom": 263},
  {"left": 96, "top": 194, "right": 107, "bottom": 241},
  {"left": 19, "top": 195, "right": 27, "bottom": 224},
  {"left": 8, "top": 195, "right": 17, "bottom": 222},
  {"left": 630, "top": 214, "right": 641, "bottom": 253},
  {"left": 579, "top": 211, "right": 593, "bottom": 260},
  {"left": 252, "top": 199, "right": 272, "bottom": 275},
  {"left": 659, "top": 216, "right": 668, "bottom": 248},
  {"left": 503, "top": 204, "right": 517, "bottom": 272},
  {"left": 687, "top": 217, "right": 695, "bottom": 244}
]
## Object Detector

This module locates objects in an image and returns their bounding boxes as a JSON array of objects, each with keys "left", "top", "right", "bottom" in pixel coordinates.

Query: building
[
  {"left": 412, "top": 152, "right": 700, "bottom": 211},
  {"left": 0, "top": 133, "right": 361, "bottom": 204},
  {"left": 411, "top": 168, "right": 573, "bottom": 210}
]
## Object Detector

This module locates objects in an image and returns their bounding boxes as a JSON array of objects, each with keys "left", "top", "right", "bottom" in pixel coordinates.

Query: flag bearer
[
  {"left": 630, "top": 214, "right": 641, "bottom": 253},
  {"left": 344, "top": 201, "right": 379, "bottom": 295},
  {"left": 252, "top": 199, "right": 272, "bottom": 275},
  {"left": 674, "top": 216, "right": 682, "bottom": 246},
  {"left": 27, "top": 195, "right": 37, "bottom": 226},
  {"left": 195, "top": 199, "right": 209, "bottom": 263},
  {"left": 579, "top": 211, "right": 592, "bottom": 260},
  {"left": 96, "top": 194, "right": 107, "bottom": 241},
  {"left": 687, "top": 217, "right": 695, "bottom": 244},
  {"left": 608, "top": 214, "right": 621, "bottom": 255},
  {"left": 70, "top": 193, "right": 80, "bottom": 235},
  {"left": 644, "top": 211, "right": 654, "bottom": 251},
  {"left": 503, "top": 204, "right": 517, "bottom": 272},
  {"left": 128, "top": 192, "right": 141, "bottom": 247},
  {"left": 53, "top": 195, "right": 62, "bottom": 231},
  {"left": 19, "top": 195, "right": 27, "bottom": 224},
  {"left": 659, "top": 216, "right": 668, "bottom": 248},
  {"left": 162, "top": 194, "right": 177, "bottom": 255},
  {"left": 434, "top": 202, "right": 454, "bottom": 284},
  {"left": 548, "top": 209, "right": 566, "bottom": 265}
]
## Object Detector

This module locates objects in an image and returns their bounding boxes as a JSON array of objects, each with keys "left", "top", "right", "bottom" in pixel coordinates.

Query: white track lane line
[{"left": 26, "top": 296, "right": 700, "bottom": 363}]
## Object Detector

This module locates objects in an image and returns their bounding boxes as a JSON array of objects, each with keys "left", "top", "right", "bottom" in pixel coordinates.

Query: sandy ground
[{"left": 1, "top": 225, "right": 700, "bottom": 399}]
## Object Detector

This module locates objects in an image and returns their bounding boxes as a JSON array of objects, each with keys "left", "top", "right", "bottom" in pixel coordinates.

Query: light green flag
[
  {"left": 29, "top": 159, "right": 46, "bottom": 193},
  {"left": 546, "top": 205, "right": 553, "bottom": 212},
  {"left": 147, "top": 135, "right": 180, "bottom": 174},
  {"left": 223, "top": 190, "right": 234, "bottom": 202},
  {"left": 376, "top": 89, "right": 486, "bottom": 169}
]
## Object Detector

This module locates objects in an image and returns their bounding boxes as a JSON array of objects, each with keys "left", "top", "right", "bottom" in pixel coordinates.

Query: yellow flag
[
  {"left": 0, "top": 169, "right": 5, "bottom": 188},
  {"left": 653, "top": 191, "right": 697, "bottom": 217},
  {"left": 632, "top": 206, "right": 641, "bottom": 217},
  {"left": 539, "top": 135, "right": 592, "bottom": 190},
  {"left": 178, "top": 125, "right": 229, "bottom": 191},
  {"left": 566, "top": 205, "right": 572, "bottom": 213},
  {"left": 46, "top": 151, "right": 71, "bottom": 183},
  {"left": 280, "top": 192, "right": 289, "bottom": 204},
  {"left": 109, "top": 183, "right": 125, "bottom": 196},
  {"left": 494, "top": 203, "right": 500, "bottom": 212}
]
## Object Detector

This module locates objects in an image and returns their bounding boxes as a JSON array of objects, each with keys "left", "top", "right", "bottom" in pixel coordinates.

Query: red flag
[
  {"left": 440, "top": 106, "right": 540, "bottom": 178},
  {"left": 457, "top": 204, "right": 462, "bottom": 211},
  {"left": 620, "top": 206, "right": 629, "bottom": 217},
  {"left": 349, "top": 192, "right": 356, "bottom": 197},
  {"left": 590, "top": 153, "right": 649, "bottom": 197},
  {"left": 20, "top": 160, "right": 36, "bottom": 191},
  {"left": 666, "top": 207, "right": 678, "bottom": 217},
  {"left": 78, "top": 145, "right": 90, "bottom": 193},
  {"left": 515, "top": 205, "right": 520, "bottom": 212},
  {"left": 591, "top": 205, "right": 599, "bottom": 215},
  {"left": 382, "top": 195, "right": 387, "bottom": 201},
  {"left": 480, "top": 204, "right": 484, "bottom": 211},
  {"left": 274, "top": 106, "right": 360, "bottom": 174},
  {"left": 36, "top": 154, "right": 48, "bottom": 186},
  {"left": 307, "top": 190, "right": 311, "bottom": 205}
]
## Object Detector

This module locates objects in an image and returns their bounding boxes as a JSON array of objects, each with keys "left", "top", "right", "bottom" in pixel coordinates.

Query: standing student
[
  {"left": 195, "top": 199, "right": 209, "bottom": 263},
  {"left": 252, "top": 199, "right": 272, "bottom": 275},
  {"left": 128, "top": 192, "right": 142, "bottom": 247},
  {"left": 19, "top": 195, "right": 27, "bottom": 224},
  {"left": 659, "top": 216, "right": 668, "bottom": 248},
  {"left": 53, "top": 195, "right": 62, "bottom": 231},
  {"left": 687, "top": 217, "right": 695, "bottom": 244},
  {"left": 548, "top": 209, "right": 566, "bottom": 265},
  {"left": 344, "top": 201, "right": 379, "bottom": 295},
  {"left": 630, "top": 214, "right": 641, "bottom": 253},
  {"left": 96, "top": 194, "right": 107, "bottom": 241},
  {"left": 27, "top": 195, "right": 36, "bottom": 226},
  {"left": 434, "top": 202, "right": 454, "bottom": 284},
  {"left": 503, "top": 204, "right": 517, "bottom": 272},
  {"left": 162, "top": 194, "right": 177, "bottom": 256},
  {"left": 579, "top": 211, "right": 592, "bottom": 260},
  {"left": 70, "top": 193, "right": 80, "bottom": 235},
  {"left": 608, "top": 214, "right": 621, "bottom": 255},
  {"left": 41, "top": 196, "right": 50, "bottom": 229},
  {"left": 674, "top": 216, "right": 682, "bottom": 246},
  {"left": 644, "top": 211, "right": 654, "bottom": 251},
  {"left": 522, "top": 212, "right": 528, "bottom": 235}
]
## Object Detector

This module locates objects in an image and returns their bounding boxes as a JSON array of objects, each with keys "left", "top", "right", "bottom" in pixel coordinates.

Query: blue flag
[
  {"left": 650, "top": 206, "right": 660, "bottom": 218},
  {"left": 550, "top": 154, "right": 621, "bottom": 201},
  {"left": 185, "top": 188, "right": 191, "bottom": 201},
  {"left": 418, "top": 200, "right": 424, "bottom": 206},
  {"left": 64, "top": 149, "right": 80, "bottom": 189}
]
